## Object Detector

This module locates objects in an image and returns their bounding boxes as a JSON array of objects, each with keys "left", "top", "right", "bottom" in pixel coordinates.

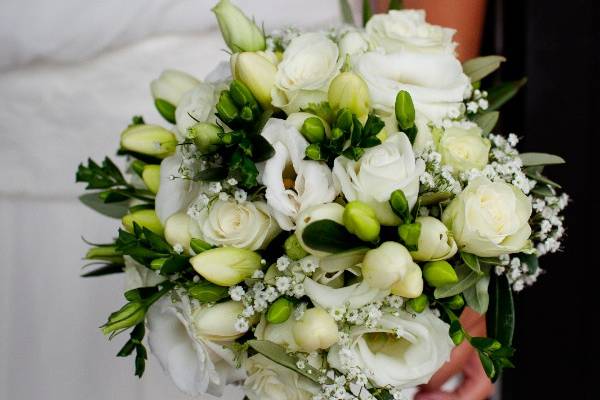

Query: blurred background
[{"left": 0, "top": 0, "right": 594, "bottom": 399}]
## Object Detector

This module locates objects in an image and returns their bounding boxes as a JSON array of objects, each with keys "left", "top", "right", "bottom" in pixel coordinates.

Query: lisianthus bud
[
  {"left": 295, "top": 203, "right": 345, "bottom": 257},
  {"left": 122, "top": 209, "right": 163, "bottom": 235},
  {"left": 212, "top": 0, "right": 266, "bottom": 53},
  {"left": 151, "top": 70, "right": 200, "bottom": 123},
  {"left": 187, "top": 122, "right": 223, "bottom": 153},
  {"left": 292, "top": 307, "right": 339, "bottom": 352},
  {"left": 101, "top": 301, "right": 145, "bottom": 335},
  {"left": 267, "top": 297, "right": 294, "bottom": 324},
  {"left": 190, "top": 247, "right": 262, "bottom": 286},
  {"left": 284, "top": 234, "right": 309, "bottom": 260},
  {"left": 398, "top": 222, "right": 421, "bottom": 249},
  {"left": 328, "top": 72, "right": 370, "bottom": 117},
  {"left": 286, "top": 113, "right": 330, "bottom": 138},
  {"left": 447, "top": 294, "right": 465, "bottom": 310},
  {"left": 191, "top": 301, "right": 245, "bottom": 341},
  {"left": 120, "top": 125, "right": 177, "bottom": 159},
  {"left": 343, "top": 201, "right": 380, "bottom": 242},
  {"left": 164, "top": 213, "right": 192, "bottom": 254},
  {"left": 395, "top": 90, "right": 416, "bottom": 130},
  {"left": 410, "top": 216, "right": 458, "bottom": 261},
  {"left": 362, "top": 241, "right": 423, "bottom": 298},
  {"left": 408, "top": 294, "right": 429, "bottom": 313},
  {"left": 142, "top": 165, "right": 161, "bottom": 194},
  {"left": 231, "top": 52, "right": 276, "bottom": 109},
  {"left": 300, "top": 117, "right": 326, "bottom": 143},
  {"left": 423, "top": 260, "right": 458, "bottom": 288}
]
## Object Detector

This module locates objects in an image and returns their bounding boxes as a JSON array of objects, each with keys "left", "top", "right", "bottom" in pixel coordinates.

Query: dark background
[{"left": 481, "top": 0, "right": 597, "bottom": 398}]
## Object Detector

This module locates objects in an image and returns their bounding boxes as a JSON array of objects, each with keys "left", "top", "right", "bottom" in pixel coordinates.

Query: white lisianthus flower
[
  {"left": 442, "top": 177, "right": 533, "bottom": 257},
  {"left": 146, "top": 295, "right": 246, "bottom": 397},
  {"left": 437, "top": 125, "right": 491, "bottom": 174},
  {"left": 244, "top": 354, "right": 320, "bottom": 400},
  {"left": 303, "top": 278, "right": 389, "bottom": 310},
  {"left": 155, "top": 153, "right": 201, "bottom": 224},
  {"left": 175, "top": 82, "right": 219, "bottom": 139},
  {"left": 339, "top": 30, "right": 371, "bottom": 57},
  {"left": 410, "top": 216, "right": 458, "bottom": 261},
  {"left": 333, "top": 132, "right": 424, "bottom": 225},
  {"left": 258, "top": 119, "right": 337, "bottom": 230},
  {"left": 366, "top": 10, "right": 456, "bottom": 54},
  {"left": 123, "top": 256, "right": 165, "bottom": 291},
  {"left": 353, "top": 50, "right": 470, "bottom": 122},
  {"left": 271, "top": 33, "right": 342, "bottom": 114},
  {"left": 327, "top": 309, "right": 453, "bottom": 389},
  {"left": 188, "top": 199, "right": 281, "bottom": 250}
]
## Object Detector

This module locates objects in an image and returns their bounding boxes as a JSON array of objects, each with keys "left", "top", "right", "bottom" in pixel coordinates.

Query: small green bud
[
  {"left": 398, "top": 222, "right": 421, "bottom": 250},
  {"left": 120, "top": 124, "right": 177, "bottom": 159},
  {"left": 335, "top": 108, "right": 354, "bottom": 132},
  {"left": 343, "top": 201, "right": 381, "bottom": 242},
  {"left": 301, "top": 117, "right": 326, "bottom": 143},
  {"left": 331, "top": 127, "right": 345, "bottom": 140},
  {"left": 188, "top": 122, "right": 223, "bottom": 154},
  {"left": 240, "top": 105, "right": 254, "bottom": 121},
  {"left": 142, "top": 165, "right": 161, "bottom": 194},
  {"left": 188, "top": 281, "right": 229, "bottom": 303},
  {"left": 395, "top": 90, "right": 416, "bottom": 130},
  {"left": 451, "top": 327, "right": 465, "bottom": 345},
  {"left": 447, "top": 294, "right": 465, "bottom": 310},
  {"left": 284, "top": 234, "right": 309, "bottom": 260},
  {"left": 101, "top": 301, "right": 146, "bottom": 335},
  {"left": 328, "top": 72, "right": 370, "bottom": 117},
  {"left": 408, "top": 294, "right": 429, "bottom": 313},
  {"left": 190, "top": 238, "right": 213, "bottom": 254},
  {"left": 267, "top": 297, "right": 294, "bottom": 324},
  {"left": 150, "top": 258, "right": 168, "bottom": 271},
  {"left": 423, "top": 260, "right": 459, "bottom": 288},
  {"left": 305, "top": 143, "right": 324, "bottom": 161},
  {"left": 131, "top": 160, "right": 146, "bottom": 177},
  {"left": 389, "top": 189, "right": 410, "bottom": 221},
  {"left": 216, "top": 90, "right": 239, "bottom": 123},
  {"left": 230, "top": 80, "right": 259, "bottom": 108},
  {"left": 122, "top": 209, "right": 163, "bottom": 235}
]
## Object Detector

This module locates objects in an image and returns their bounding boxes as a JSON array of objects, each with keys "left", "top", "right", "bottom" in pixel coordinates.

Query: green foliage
[
  {"left": 362, "top": 0, "right": 373, "bottom": 27},
  {"left": 462, "top": 55, "right": 506, "bottom": 83},
  {"left": 472, "top": 111, "right": 499, "bottom": 135},
  {"left": 486, "top": 78, "right": 528, "bottom": 111},
  {"left": 302, "top": 219, "right": 367, "bottom": 253}
]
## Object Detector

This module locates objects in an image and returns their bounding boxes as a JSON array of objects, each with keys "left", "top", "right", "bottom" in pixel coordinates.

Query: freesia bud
[
  {"left": 284, "top": 234, "right": 309, "bottom": 260},
  {"left": 267, "top": 297, "right": 293, "bottom": 324},
  {"left": 328, "top": 72, "right": 370, "bottom": 117},
  {"left": 398, "top": 222, "right": 421, "bottom": 250},
  {"left": 295, "top": 203, "right": 345, "bottom": 257},
  {"left": 101, "top": 301, "right": 145, "bottom": 335},
  {"left": 305, "top": 143, "right": 324, "bottom": 161},
  {"left": 164, "top": 213, "right": 192, "bottom": 254},
  {"left": 188, "top": 122, "right": 223, "bottom": 154},
  {"left": 362, "top": 241, "right": 423, "bottom": 298},
  {"left": 231, "top": 52, "right": 276, "bottom": 109},
  {"left": 142, "top": 165, "right": 161, "bottom": 194},
  {"left": 120, "top": 124, "right": 177, "bottom": 159},
  {"left": 447, "top": 294, "right": 465, "bottom": 310},
  {"left": 343, "top": 201, "right": 380, "bottom": 242},
  {"left": 422, "top": 260, "right": 459, "bottom": 288},
  {"left": 212, "top": 0, "right": 266, "bottom": 53},
  {"left": 389, "top": 189, "right": 411, "bottom": 222},
  {"left": 191, "top": 301, "right": 245, "bottom": 341},
  {"left": 395, "top": 90, "right": 416, "bottom": 130},
  {"left": 216, "top": 90, "right": 239, "bottom": 124},
  {"left": 300, "top": 117, "right": 326, "bottom": 143},
  {"left": 410, "top": 216, "right": 458, "bottom": 261},
  {"left": 408, "top": 294, "right": 429, "bottom": 313},
  {"left": 292, "top": 307, "right": 339, "bottom": 352},
  {"left": 151, "top": 70, "right": 200, "bottom": 123},
  {"left": 122, "top": 209, "right": 163, "bottom": 235},
  {"left": 190, "top": 247, "right": 262, "bottom": 286}
]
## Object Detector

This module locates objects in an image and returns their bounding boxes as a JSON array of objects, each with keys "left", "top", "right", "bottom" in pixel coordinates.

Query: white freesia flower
[
  {"left": 244, "top": 354, "right": 320, "bottom": 400},
  {"left": 175, "top": 81, "right": 219, "bottom": 139},
  {"left": 442, "top": 177, "right": 533, "bottom": 257},
  {"left": 155, "top": 153, "right": 200, "bottom": 224},
  {"left": 366, "top": 10, "right": 456, "bottom": 54},
  {"left": 333, "top": 132, "right": 424, "bottom": 225},
  {"left": 189, "top": 199, "right": 281, "bottom": 250},
  {"left": 272, "top": 32, "right": 342, "bottom": 114},
  {"left": 353, "top": 50, "right": 470, "bottom": 122},
  {"left": 151, "top": 70, "right": 200, "bottom": 107},
  {"left": 328, "top": 309, "right": 453, "bottom": 389},
  {"left": 123, "top": 256, "right": 165, "bottom": 291},
  {"left": 146, "top": 295, "right": 246, "bottom": 397},
  {"left": 339, "top": 30, "right": 371, "bottom": 57},
  {"left": 303, "top": 278, "right": 389, "bottom": 310},
  {"left": 258, "top": 119, "right": 337, "bottom": 230}
]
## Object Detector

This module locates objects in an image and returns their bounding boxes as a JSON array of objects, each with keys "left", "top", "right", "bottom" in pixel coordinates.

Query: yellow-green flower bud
[
  {"left": 190, "top": 247, "right": 262, "bottom": 286},
  {"left": 395, "top": 90, "right": 415, "bottom": 130},
  {"left": 151, "top": 70, "right": 200, "bottom": 123},
  {"left": 292, "top": 307, "right": 339, "bottom": 352},
  {"left": 188, "top": 122, "right": 223, "bottom": 154},
  {"left": 150, "top": 258, "right": 167, "bottom": 271},
  {"left": 284, "top": 234, "right": 309, "bottom": 260},
  {"left": 188, "top": 281, "right": 229, "bottom": 303},
  {"left": 101, "top": 301, "right": 145, "bottom": 335},
  {"left": 231, "top": 52, "right": 276, "bottom": 109},
  {"left": 164, "top": 213, "right": 192, "bottom": 254},
  {"left": 142, "top": 165, "right": 161, "bottom": 194},
  {"left": 398, "top": 222, "right": 421, "bottom": 249},
  {"left": 212, "top": 0, "right": 266, "bottom": 53},
  {"left": 300, "top": 117, "right": 326, "bottom": 143},
  {"left": 120, "top": 124, "right": 177, "bottom": 159},
  {"left": 423, "top": 260, "right": 459, "bottom": 288},
  {"left": 267, "top": 297, "right": 293, "bottom": 324},
  {"left": 447, "top": 294, "right": 465, "bottom": 310},
  {"left": 343, "top": 201, "right": 380, "bottom": 242},
  {"left": 328, "top": 72, "right": 370, "bottom": 117},
  {"left": 122, "top": 209, "right": 163, "bottom": 235},
  {"left": 389, "top": 189, "right": 410, "bottom": 221},
  {"left": 216, "top": 90, "right": 239, "bottom": 124},
  {"left": 408, "top": 294, "right": 429, "bottom": 313},
  {"left": 305, "top": 143, "right": 324, "bottom": 161}
]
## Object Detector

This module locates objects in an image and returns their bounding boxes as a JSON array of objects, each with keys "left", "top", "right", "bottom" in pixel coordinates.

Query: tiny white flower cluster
[
  {"left": 419, "top": 146, "right": 462, "bottom": 194},
  {"left": 313, "top": 369, "right": 375, "bottom": 400},
  {"left": 267, "top": 27, "right": 301, "bottom": 51},
  {"left": 531, "top": 193, "right": 569, "bottom": 256},
  {"left": 465, "top": 89, "right": 489, "bottom": 115},
  {"left": 495, "top": 255, "right": 541, "bottom": 292}
]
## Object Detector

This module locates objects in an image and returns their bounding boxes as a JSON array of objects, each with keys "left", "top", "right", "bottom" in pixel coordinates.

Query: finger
[
  {"left": 452, "top": 351, "right": 494, "bottom": 400},
  {"left": 460, "top": 307, "right": 485, "bottom": 332}
]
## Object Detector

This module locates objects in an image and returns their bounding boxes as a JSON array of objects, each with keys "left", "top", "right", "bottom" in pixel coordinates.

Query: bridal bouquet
[{"left": 76, "top": 1, "right": 569, "bottom": 399}]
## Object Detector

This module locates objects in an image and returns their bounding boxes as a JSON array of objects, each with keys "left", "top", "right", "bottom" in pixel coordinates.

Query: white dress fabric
[{"left": 0, "top": 1, "right": 343, "bottom": 399}]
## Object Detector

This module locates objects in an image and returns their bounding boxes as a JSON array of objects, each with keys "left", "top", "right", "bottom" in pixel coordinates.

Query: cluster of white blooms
[
  {"left": 266, "top": 27, "right": 302, "bottom": 51},
  {"left": 495, "top": 255, "right": 541, "bottom": 292},
  {"left": 531, "top": 193, "right": 569, "bottom": 255},
  {"left": 464, "top": 89, "right": 489, "bottom": 115},
  {"left": 313, "top": 367, "right": 374, "bottom": 400},
  {"left": 418, "top": 146, "right": 462, "bottom": 194}
]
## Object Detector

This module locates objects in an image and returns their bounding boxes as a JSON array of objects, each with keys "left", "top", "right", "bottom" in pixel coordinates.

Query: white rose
[
  {"left": 339, "top": 30, "right": 371, "bottom": 57},
  {"left": 410, "top": 216, "right": 458, "bottom": 261},
  {"left": 147, "top": 295, "right": 246, "bottom": 397},
  {"left": 437, "top": 125, "right": 491, "bottom": 174},
  {"left": 188, "top": 199, "right": 281, "bottom": 251},
  {"left": 442, "top": 177, "right": 533, "bottom": 257},
  {"left": 366, "top": 10, "right": 456, "bottom": 54},
  {"left": 327, "top": 308, "right": 453, "bottom": 389},
  {"left": 353, "top": 50, "right": 470, "bottom": 122},
  {"left": 333, "top": 132, "right": 424, "bottom": 225},
  {"left": 258, "top": 118, "right": 337, "bottom": 230},
  {"left": 123, "top": 256, "right": 165, "bottom": 291},
  {"left": 155, "top": 153, "right": 201, "bottom": 224},
  {"left": 244, "top": 354, "right": 320, "bottom": 400},
  {"left": 175, "top": 82, "right": 219, "bottom": 139},
  {"left": 272, "top": 33, "right": 342, "bottom": 114}
]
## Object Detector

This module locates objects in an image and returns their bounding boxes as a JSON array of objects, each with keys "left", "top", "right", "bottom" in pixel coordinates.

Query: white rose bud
[
  {"left": 212, "top": 0, "right": 266, "bottom": 53},
  {"left": 190, "top": 247, "right": 262, "bottom": 286},
  {"left": 231, "top": 52, "right": 277, "bottom": 109},
  {"left": 437, "top": 125, "right": 491, "bottom": 174},
  {"left": 443, "top": 177, "right": 533, "bottom": 257},
  {"left": 164, "top": 212, "right": 192, "bottom": 254},
  {"left": 295, "top": 203, "right": 345, "bottom": 258},
  {"left": 362, "top": 241, "right": 423, "bottom": 298},
  {"left": 410, "top": 216, "right": 458, "bottom": 261},
  {"left": 191, "top": 301, "right": 245, "bottom": 341},
  {"left": 292, "top": 307, "right": 339, "bottom": 352},
  {"left": 151, "top": 70, "right": 200, "bottom": 122}
]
